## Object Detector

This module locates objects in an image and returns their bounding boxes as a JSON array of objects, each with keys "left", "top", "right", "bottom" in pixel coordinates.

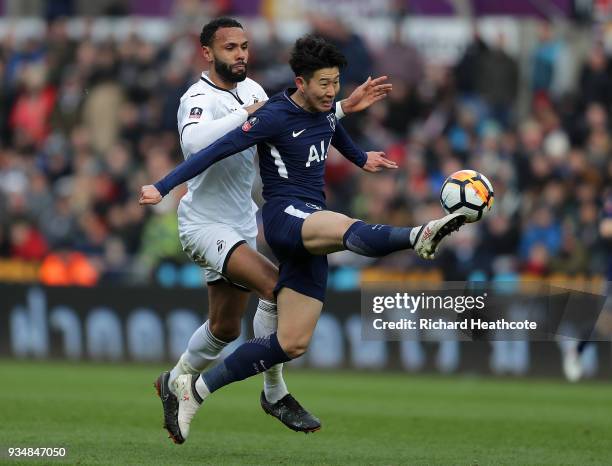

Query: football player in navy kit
[{"left": 141, "top": 35, "right": 466, "bottom": 441}]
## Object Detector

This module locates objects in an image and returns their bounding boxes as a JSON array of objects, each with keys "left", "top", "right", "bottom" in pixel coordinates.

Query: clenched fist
[{"left": 139, "top": 185, "right": 162, "bottom": 205}]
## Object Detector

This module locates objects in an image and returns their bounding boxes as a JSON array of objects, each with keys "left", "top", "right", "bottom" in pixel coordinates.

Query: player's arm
[
  {"left": 140, "top": 112, "right": 274, "bottom": 204},
  {"left": 331, "top": 121, "right": 397, "bottom": 173},
  {"left": 336, "top": 76, "right": 392, "bottom": 118},
  {"left": 180, "top": 99, "right": 265, "bottom": 155}
]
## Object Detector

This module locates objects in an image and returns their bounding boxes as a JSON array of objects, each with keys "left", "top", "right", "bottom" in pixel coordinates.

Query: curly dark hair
[
  {"left": 200, "top": 17, "right": 243, "bottom": 47},
  {"left": 289, "top": 35, "right": 347, "bottom": 81}
]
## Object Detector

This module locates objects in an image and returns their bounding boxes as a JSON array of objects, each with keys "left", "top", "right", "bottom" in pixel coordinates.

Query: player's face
[
  {"left": 299, "top": 67, "right": 340, "bottom": 112},
  {"left": 205, "top": 27, "right": 249, "bottom": 83}
]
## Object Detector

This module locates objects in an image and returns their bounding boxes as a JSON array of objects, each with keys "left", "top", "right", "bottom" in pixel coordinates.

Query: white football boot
[
  {"left": 173, "top": 374, "right": 204, "bottom": 442},
  {"left": 413, "top": 213, "right": 467, "bottom": 260}
]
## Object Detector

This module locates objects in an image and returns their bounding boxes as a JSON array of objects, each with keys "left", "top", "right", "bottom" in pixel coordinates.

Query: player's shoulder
[
  {"left": 241, "top": 77, "right": 268, "bottom": 99},
  {"left": 249, "top": 93, "right": 288, "bottom": 124},
  {"left": 179, "top": 79, "right": 216, "bottom": 107},
  {"left": 262, "top": 89, "right": 294, "bottom": 110}
]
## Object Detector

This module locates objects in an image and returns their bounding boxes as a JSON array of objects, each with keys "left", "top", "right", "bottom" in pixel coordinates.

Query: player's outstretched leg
[
  {"left": 303, "top": 210, "right": 466, "bottom": 259},
  {"left": 253, "top": 299, "right": 321, "bottom": 432}
]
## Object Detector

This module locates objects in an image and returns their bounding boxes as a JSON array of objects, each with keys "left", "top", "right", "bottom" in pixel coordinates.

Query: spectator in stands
[
  {"left": 10, "top": 64, "right": 56, "bottom": 147},
  {"left": 578, "top": 42, "right": 612, "bottom": 110},
  {"left": 530, "top": 21, "right": 573, "bottom": 101},
  {"left": 477, "top": 33, "right": 518, "bottom": 126}
]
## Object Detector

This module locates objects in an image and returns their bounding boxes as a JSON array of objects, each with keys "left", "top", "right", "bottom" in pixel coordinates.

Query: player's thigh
[
  {"left": 276, "top": 287, "right": 323, "bottom": 358},
  {"left": 301, "top": 210, "right": 359, "bottom": 255},
  {"left": 224, "top": 242, "right": 279, "bottom": 302},
  {"left": 207, "top": 280, "right": 250, "bottom": 341}
]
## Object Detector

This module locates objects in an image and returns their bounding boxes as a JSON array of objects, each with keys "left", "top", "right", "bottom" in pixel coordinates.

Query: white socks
[
  {"left": 253, "top": 299, "right": 289, "bottom": 404},
  {"left": 194, "top": 374, "right": 211, "bottom": 401},
  {"left": 169, "top": 320, "right": 228, "bottom": 388}
]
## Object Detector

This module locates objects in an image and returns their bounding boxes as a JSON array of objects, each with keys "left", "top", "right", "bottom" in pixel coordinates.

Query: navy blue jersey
[{"left": 155, "top": 89, "right": 367, "bottom": 206}]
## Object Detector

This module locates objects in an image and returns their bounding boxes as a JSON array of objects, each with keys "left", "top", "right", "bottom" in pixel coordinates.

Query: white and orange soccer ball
[{"left": 440, "top": 170, "right": 494, "bottom": 223}]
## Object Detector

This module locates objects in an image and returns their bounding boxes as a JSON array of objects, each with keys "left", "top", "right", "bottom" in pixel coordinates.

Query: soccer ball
[{"left": 440, "top": 170, "right": 494, "bottom": 222}]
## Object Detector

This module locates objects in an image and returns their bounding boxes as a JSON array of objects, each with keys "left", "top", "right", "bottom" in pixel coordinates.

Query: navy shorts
[{"left": 261, "top": 198, "right": 328, "bottom": 302}]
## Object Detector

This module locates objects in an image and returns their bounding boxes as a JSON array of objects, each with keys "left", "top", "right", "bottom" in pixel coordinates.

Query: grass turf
[{"left": 0, "top": 360, "right": 610, "bottom": 465}]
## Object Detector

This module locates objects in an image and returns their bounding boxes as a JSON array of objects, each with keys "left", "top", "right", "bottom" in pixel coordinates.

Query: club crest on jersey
[
  {"left": 217, "top": 239, "right": 226, "bottom": 254},
  {"left": 189, "top": 107, "right": 203, "bottom": 119},
  {"left": 252, "top": 95, "right": 259, "bottom": 103},
  {"left": 327, "top": 113, "right": 336, "bottom": 130},
  {"left": 242, "top": 116, "right": 258, "bottom": 132}
]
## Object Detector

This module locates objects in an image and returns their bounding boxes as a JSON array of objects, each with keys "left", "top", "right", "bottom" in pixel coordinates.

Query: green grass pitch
[{"left": 0, "top": 360, "right": 610, "bottom": 465}]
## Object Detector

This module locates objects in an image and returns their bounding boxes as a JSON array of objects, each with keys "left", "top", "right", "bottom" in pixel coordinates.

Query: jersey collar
[{"left": 200, "top": 72, "right": 244, "bottom": 105}]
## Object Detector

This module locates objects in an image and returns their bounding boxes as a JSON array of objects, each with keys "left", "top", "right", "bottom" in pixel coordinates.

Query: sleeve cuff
[
  {"left": 235, "top": 107, "right": 249, "bottom": 121},
  {"left": 154, "top": 181, "right": 169, "bottom": 197},
  {"left": 335, "top": 101, "right": 346, "bottom": 120},
  {"left": 358, "top": 151, "right": 368, "bottom": 168}
]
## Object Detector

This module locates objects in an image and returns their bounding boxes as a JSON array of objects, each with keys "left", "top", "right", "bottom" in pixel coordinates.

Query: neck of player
[
  {"left": 207, "top": 69, "right": 237, "bottom": 91},
  {"left": 290, "top": 90, "right": 318, "bottom": 113}
]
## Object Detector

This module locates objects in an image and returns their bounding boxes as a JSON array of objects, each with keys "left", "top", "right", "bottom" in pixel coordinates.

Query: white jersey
[{"left": 176, "top": 72, "right": 268, "bottom": 236}]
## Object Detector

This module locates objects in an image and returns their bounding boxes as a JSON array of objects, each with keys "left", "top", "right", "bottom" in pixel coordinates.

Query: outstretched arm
[
  {"left": 337, "top": 76, "right": 392, "bottom": 117},
  {"left": 331, "top": 122, "right": 397, "bottom": 173},
  {"left": 140, "top": 113, "right": 272, "bottom": 204}
]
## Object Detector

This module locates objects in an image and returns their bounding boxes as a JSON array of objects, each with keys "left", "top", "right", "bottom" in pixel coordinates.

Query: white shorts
[{"left": 178, "top": 222, "right": 257, "bottom": 289}]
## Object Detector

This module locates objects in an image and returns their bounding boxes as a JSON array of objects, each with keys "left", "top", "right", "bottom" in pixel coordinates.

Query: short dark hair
[
  {"left": 289, "top": 35, "right": 347, "bottom": 81},
  {"left": 200, "top": 17, "right": 243, "bottom": 47}
]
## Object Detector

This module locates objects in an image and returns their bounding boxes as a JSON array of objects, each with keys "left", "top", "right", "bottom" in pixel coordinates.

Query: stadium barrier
[{"left": 1, "top": 284, "right": 610, "bottom": 378}]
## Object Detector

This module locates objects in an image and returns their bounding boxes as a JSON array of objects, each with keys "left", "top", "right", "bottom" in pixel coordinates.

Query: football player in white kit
[{"left": 152, "top": 18, "right": 392, "bottom": 442}]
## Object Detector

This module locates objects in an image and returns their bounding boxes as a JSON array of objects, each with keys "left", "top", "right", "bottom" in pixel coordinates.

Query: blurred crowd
[{"left": 0, "top": 15, "right": 610, "bottom": 287}]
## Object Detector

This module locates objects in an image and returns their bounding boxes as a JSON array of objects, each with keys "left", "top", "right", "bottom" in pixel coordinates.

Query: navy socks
[
  {"left": 201, "top": 332, "right": 291, "bottom": 393},
  {"left": 343, "top": 221, "right": 414, "bottom": 257}
]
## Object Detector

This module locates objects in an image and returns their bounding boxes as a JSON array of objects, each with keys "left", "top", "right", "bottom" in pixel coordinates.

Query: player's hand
[
  {"left": 244, "top": 100, "right": 266, "bottom": 115},
  {"left": 362, "top": 151, "right": 398, "bottom": 173},
  {"left": 340, "top": 76, "right": 392, "bottom": 114},
  {"left": 139, "top": 185, "right": 162, "bottom": 205}
]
